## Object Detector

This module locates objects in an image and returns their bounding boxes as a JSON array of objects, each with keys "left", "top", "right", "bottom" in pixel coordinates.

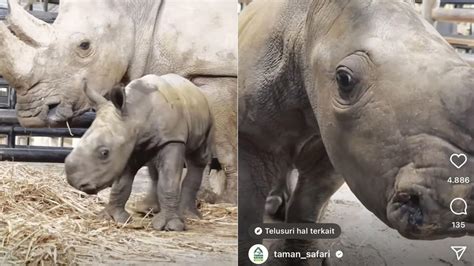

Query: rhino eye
[
  {"left": 336, "top": 68, "right": 357, "bottom": 95},
  {"left": 99, "top": 148, "right": 109, "bottom": 160},
  {"left": 79, "top": 41, "right": 91, "bottom": 50}
]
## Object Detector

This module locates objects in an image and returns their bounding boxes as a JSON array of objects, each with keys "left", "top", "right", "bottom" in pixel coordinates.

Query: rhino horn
[
  {"left": 0, "top": 21, "right": 37, "bottom": 89},
  {"left": 82, "top": 79, "right": 108, "bottom": 107},
  {"left": 6, "top": 0, "right": 53, "bottom": 47}
]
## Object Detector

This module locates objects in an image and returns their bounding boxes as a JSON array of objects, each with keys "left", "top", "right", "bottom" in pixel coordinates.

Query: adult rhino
[
  {"left": 0, "top": 0, "right": 237, "bottom": 203},
  {"left": 239, "top": 0, "right": 474, "bottom": 264}
]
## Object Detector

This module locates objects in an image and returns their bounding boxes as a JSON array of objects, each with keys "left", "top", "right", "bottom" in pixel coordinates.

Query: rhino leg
[
  {"left": 287, "top": 139, "right": 343, "bottom": 222},
  {"left": 269, "top": 138, "right": 344, "bottom": 265},
  {"left": 98, "top": 166, "right": 139, "bottom": 224},
  {"left": 192, "top": 77, "right": 237, "bottom": 203},
  {"left": 265, "top": 168, "right": 291, "bottom": 221},
  {"left": 178, "top": 157, "right": 207, "bottom": 219},
  {"left": 179, "top": 134, "right": 212, "bottom": 218},
  {"left": 214, "top": 143, "right": 237, "bottom": 203},
  {"left": 152, "top": 143, "right": 186, "bottom": 231},
  {"left": 135, "top": 162, "right": 161, "bottom": 214},
  {"left": 238, "top": 139, "right": 275, "bottom": 266}
]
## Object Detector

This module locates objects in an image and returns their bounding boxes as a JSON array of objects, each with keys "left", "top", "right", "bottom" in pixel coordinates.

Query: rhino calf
[{"left": 65, "top": 74, "right": 213, "bottom": 231}]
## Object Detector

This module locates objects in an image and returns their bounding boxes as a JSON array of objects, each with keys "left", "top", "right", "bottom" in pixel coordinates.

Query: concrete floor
[{"left": 318, "top": 184, "right": 473, "bottom": 266}]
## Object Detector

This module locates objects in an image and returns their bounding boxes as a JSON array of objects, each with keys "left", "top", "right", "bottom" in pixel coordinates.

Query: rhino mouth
[
  {"left": 67, "top": 173, "right": 114, "bottom": 195},
  {"left": 387, "top": 187, "right": 432, "bottom": 238},
  {"left": 14, "top": 82, "right": 73, "bottom": 127},
  {"left": 46, "top": 101, "right": 73, "bottom": 125},
  {"left": 16, "top": 100, "right": 74, "bottom": 128},
  {"left": 77, "top": 181, "right": 113, "bottom": 195},
  {"left": 387, "top": 183, "right": 474, "bottom": 239},
  {"left": 17, "top": 93, "right": 87, "bottom": 128}
]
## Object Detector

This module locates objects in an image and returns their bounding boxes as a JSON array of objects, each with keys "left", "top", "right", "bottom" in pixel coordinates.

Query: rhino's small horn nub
[
  {"left": 82, "top": 79, "right": 108, "bottom": 107},
  {"left": 6, "top": 0, "right": 53, "bottom": 46}
]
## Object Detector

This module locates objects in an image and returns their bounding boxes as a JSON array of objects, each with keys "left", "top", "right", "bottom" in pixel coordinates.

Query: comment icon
[{"left": 450, "top": 198, "right": 467, "bottom": 215}]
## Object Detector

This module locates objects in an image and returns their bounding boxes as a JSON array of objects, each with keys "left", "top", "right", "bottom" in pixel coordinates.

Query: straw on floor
[{"left": 0, "top": 162, "right": 237, "bottom": 265}]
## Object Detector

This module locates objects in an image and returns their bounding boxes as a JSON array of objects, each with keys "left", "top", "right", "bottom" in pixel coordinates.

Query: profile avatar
[
  {"left": 248, "top": 244, "right": 268, "bottom": 264},
  {"left": 253, "top": 247, "right": 264, "bottom": 262}
]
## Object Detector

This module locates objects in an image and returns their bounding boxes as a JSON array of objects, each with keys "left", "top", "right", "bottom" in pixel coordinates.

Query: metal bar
[
  {"left": 0, "top": 147, "right": 71, "bottom": 163},
  {"left": 0, "top": 8, "right": 58, "bottom": 23},
  {"left": 460, "top": 53, "right": 474, "bottom": 66},
  {"left": 0, "top": 110, "right": 19, "bottom": 125},
  {"left": 8, "top": 127, "right": 14, "bottom": 148},
  {"left": 423, "top": 0, "right": 439, "bottom": 24},
  {"left": 445, "top": 36, "right": 474, "bottom": 47},
  {"left": 441, "top": 0, "right": 474, "bottom": 4},
  {"left": 0, "top": 109, "right": 95, "bottom": 128},
  {"left": 432, "top": 7, "right": 474, "bottom": 23},
  {"left": 2, "top": 127, "right": 87, "bottom": 137},
  {"left": 68, "top": 112, "right": 96, "bottom": 128},
  {"left": 419, "top": 0, "right": 474, "bottom": 4}
]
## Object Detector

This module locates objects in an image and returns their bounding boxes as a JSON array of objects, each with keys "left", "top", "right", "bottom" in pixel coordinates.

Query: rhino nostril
[
  {"left": 47, "top": 102, "right": 60, "bottom": 113},
  {"left": 396, "top": 193, "right": 423, "bottom": 226},
  {"left": 394, "top": 192, "right": 412, "bottom": 204},
  {"left": 47, "top": 102, "right": 62, "bottom": 122}
]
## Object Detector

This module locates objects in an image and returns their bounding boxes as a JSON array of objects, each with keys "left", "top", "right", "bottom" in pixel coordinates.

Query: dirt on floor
[
  {"left": 319, "top": 184, "right": 473, "bottom": 266},
  {"left": 0, "top": 162, "right": 237, "bottom": 265}
]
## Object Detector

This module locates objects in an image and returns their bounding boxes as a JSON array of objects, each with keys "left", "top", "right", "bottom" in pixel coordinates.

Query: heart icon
[{"left": 450, "top": 153, "right": 467, "bottom": 169}]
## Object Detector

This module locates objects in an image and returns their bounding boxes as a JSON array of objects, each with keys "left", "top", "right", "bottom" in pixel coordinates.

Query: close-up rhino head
[
  {"left": 0, "top": 0, "right": 133, "bottom": 127},
  {"left": 304, "top": 0, "right": 474, "bottom": 239},
  {"left": 65, "top": 81, "right": 134, "bottom": 194}
]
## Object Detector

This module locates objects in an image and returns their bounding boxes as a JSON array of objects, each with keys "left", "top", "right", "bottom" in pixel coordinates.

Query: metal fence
[{"left": 422, "top": 0, "right": 474, "bottom": 65}]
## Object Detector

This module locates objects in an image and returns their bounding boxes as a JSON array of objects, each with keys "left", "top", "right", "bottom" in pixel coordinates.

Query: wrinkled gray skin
[
  {"left": 0, "top": 0, "right": 237, "bottom": 203},
  {"left": 65, "top": 74, "right": 213, "bottom": 231},
  {"left": 239, "top": 0, "right": 474, "bottom": 265}
]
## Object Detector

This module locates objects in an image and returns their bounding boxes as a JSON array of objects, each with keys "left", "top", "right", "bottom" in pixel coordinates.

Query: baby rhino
[{"left": 65, "top": 74, "right": 213, "bottom": 231}]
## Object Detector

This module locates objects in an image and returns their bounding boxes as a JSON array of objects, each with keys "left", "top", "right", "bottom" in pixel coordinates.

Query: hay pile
[{"left": 0, "top": 162, "right": 237, "bottom": 265}]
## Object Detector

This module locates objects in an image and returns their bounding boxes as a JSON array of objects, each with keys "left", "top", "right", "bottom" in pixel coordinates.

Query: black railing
[
  {"left": 441, "top": 0, "right": 474, "bottom": 4},
  {"left": 0, "top": 80, "right": 95, "bottom": 161},
  {"left": 0, "top": 7, "right": 57, "bottom": 22},
  {"left": 0, "top": 79, "right": 94, "bottom": 162},
  {"left": 415, "top": 0, "right": 474, "bottom": 4}
]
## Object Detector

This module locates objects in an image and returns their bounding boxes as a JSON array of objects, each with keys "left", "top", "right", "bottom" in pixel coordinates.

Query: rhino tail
[{"left": 205, "top": 109, "right": 216, "bottom": 164}]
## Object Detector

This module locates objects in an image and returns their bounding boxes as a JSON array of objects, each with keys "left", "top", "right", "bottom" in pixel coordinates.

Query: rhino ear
[{"left": 110, "top": 84, "right": 126, "bottom": 113}]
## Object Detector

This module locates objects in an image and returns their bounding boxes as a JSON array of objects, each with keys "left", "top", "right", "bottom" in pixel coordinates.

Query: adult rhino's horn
[
  {"left": 82, "top": 79, "right": 108, "bottom": 107},
  {"left": 6, "top": 0, "right": 53, "bottom": 47},
  {"left": 0, "top": 21, "right": 36, "bottom": 89}
]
